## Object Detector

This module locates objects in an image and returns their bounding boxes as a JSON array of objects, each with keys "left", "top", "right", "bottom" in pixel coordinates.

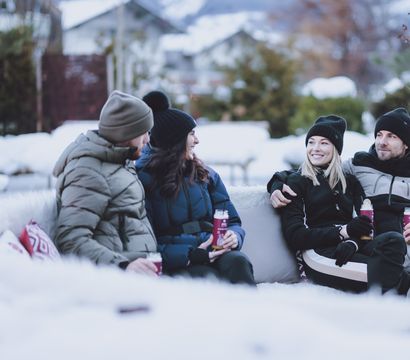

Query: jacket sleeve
[
  {"left": 55, "top": 166, "right": 128, "bottom": 266},
  {"left": 348, "top": 174, "right": 365, "bottom": 216},
  {"left": 208, "top": 169, "right": 245, "bottom": 249},
  {"left": 157, "top": 236, "right": 200, "bottom": 271},
  {"left": 266, "top": 169, "right": 296, "bottom": 194},
  {"left": 280, "top": 176, "right": 341, "bottom": 252}
]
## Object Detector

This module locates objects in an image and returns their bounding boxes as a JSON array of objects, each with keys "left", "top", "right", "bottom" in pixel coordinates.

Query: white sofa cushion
[
  {"left": 0, "top": 186, "right": 300, "bottom": 284},
  {"left": 0, "top": 190, "right": 57, "bottom": 239},
  {"left": 228, "top": 186, "right": 300, "bottom": 283}
]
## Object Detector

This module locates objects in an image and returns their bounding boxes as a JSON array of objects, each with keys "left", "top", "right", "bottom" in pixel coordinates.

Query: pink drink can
[
  {"left": 212, "top": 209, "right": 229, "bottom": 250},
  {"left": 147, "top": 252, "right": 162, "bottom": 275},
  {"left": 403, "top": 207, "right": 410, "bottom": 229},
  {"left": 360, "top": 199, "right": 373, "bottom": 240}
]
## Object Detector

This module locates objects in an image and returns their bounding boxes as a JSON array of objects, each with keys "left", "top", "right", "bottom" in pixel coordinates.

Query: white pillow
[
  {"left": 0, "top": 230, "right": 31, "bottom": 258},
  {"left": 19, "top": 220, "right": 60, "bottom": 261}
]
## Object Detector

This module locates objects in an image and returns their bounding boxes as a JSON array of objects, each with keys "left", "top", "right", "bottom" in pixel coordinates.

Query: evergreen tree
[
  {"left": 223, "top": 44, "right": 298, "bottom": 137},
  {"left": 0, "top": 26, "right": 36, "bottom": 135}
]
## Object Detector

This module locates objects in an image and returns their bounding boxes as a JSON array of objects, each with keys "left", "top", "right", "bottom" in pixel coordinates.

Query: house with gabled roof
[{"left": 61, "top": 0, "right": 183, "bottom": 92}]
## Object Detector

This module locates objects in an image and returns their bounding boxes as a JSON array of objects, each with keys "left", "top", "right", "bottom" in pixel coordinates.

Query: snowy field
[
  {"left": 0, "top": 120, "right": 374, "bottom": 192},
  {"left": 0, "top": 253, "right": 409, "bottom": 360},
  {"left": 1, "top": 120, "right": 409, "bottom": 359}
]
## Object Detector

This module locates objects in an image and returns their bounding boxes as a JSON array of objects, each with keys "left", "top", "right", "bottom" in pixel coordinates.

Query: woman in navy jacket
[{"left": 136, "top": 91, "right": 255, "bottom": 285}]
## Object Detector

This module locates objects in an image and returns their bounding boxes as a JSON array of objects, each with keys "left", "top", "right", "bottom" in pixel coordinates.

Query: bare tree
[
  {"left": 272, "top": 0, "right": 402, "bottom": 94},
  {"left": 12, "top": 0, "right": 62, "bottom": 53}
]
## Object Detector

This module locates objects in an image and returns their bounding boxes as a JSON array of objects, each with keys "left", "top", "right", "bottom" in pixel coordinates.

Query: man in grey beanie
[
  {"left": 53, "top": 91, "right": 159, "bottom": 275},
  {"left": 269, "top": 108, "right": 410, "bottom": 296}
]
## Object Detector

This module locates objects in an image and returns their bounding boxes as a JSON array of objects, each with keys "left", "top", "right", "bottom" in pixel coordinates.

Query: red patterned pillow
[
  {"left": 0, "top": 230, "right": 31, "bottom": 258},
  {"left": 19, "top": 220, "right": 60, "bottom": 260}
]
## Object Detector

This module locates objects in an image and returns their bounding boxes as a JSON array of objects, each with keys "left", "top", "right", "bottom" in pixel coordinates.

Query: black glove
[
  {"left": 334, "top": 241, "right": 357, "bottom": 267},
  {"left": 188, "top": 248, "right": 210, "bottom": 265},
  {"left": 346, "top": 215, "right": 373, "bottom": 239}
]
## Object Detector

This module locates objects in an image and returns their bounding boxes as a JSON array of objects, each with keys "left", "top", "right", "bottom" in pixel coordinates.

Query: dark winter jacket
[
  {"left": 136, "top": 153, "right": 245, "bottom": 271},
  {"left": 53, "top": 130, "right": 157, "bottom": 266},
  {"left": 279, "top": 171, "right": 364, "bottom": 252},
  {"left": 268, "top": 146, "right": 410, "bottom": 237},
  {"left": 343, "top": 146, "right": 410, "bottom": 235}
]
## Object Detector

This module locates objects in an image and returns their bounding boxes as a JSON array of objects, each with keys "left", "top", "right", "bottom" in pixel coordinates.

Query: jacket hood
[{"left": 53, "top": 130, "right": 131, "bottom": 177}]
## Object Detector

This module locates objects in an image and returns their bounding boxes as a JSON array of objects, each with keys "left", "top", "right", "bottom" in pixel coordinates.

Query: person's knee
[
  {"left": 218, "top": 251, "right": 255, "bottom": 285},
  {"left": 225, "top": 251, "right": 252, "bottom": 270},
  {"left": 373, "top": 232, "right": 406, "bottom": 254}
]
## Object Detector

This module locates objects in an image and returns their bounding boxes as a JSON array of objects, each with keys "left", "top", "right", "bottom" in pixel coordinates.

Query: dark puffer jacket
[
  {"left": 268, "top": 146, "right": 410, "bottom": 236},
  {"left": 136, "top": 155, "right": 245, "bottom": 271},
  {"left": 280, "top": 171, "right": 364, "bottom": 251}
]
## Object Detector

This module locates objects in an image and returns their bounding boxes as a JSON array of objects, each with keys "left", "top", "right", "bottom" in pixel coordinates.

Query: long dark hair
[{"left": 145, "top": 138, "right": 209, "bottom": 197}]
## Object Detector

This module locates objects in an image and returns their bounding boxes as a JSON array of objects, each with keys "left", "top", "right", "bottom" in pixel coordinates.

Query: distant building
[{"left": 62, "top": 0, "right": 182, "bottom": 93}]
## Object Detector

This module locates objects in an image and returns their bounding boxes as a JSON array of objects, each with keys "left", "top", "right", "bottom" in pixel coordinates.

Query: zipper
[
  {"left": 199, "top": 182, "right": 212, "bottom": 218},
  {"left": 388, "top": 175, "right": 395, "bottom": 206},
  {"left": 119, "top": 214, "right": 129, "bottom": 251}
]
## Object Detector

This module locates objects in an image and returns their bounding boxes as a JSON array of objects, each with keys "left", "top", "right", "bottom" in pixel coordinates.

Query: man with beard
[
  {"left": 53, "top": 91, "right": 158, "bottom": 275},
  {"left": 269, "top": 108, "right": 410, "bottom": 295}
]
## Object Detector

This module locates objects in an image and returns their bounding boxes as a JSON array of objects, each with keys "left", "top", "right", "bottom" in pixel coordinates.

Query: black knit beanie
[
  {"left": 305, "top": 115, "right": 347, "bottom": 154},
  {"left": 142, "top": 90, "right": 197, "bottom": 149},
  {"left": 374, "top": 107, "right": 410, "bottom": 148}
]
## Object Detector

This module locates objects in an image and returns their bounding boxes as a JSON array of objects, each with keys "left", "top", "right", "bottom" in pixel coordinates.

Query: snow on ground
[
  {"left": 0, "top": 120, "right": 374, "bottom": 190},
  {"left": 0, "top": 253, "right": 409, "bottom": 360}
]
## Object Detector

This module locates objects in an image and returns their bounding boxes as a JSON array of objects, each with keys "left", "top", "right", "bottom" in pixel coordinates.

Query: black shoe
[{"left": 396, "top": 271, "right": 410, "bottom": 296}]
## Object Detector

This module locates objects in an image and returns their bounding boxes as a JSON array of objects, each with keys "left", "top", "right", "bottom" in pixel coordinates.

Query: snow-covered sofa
[{"left": 0, "top": 186, "right": 301, "bottom": 283}]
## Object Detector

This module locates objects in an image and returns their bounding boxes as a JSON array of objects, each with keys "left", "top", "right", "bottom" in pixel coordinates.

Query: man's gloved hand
[
  {"left": 346, "top": 215, "right": 373, "bottom": 239},
  {"left": 188, "top": 248, "right": 210, "bottom": 265},
  {"left": 334, "top": 241, "right": 358, "bottom": 267}
]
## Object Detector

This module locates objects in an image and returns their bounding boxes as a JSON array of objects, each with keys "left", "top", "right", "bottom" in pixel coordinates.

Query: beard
[{"left": 128, "top": 147, "right": 142, "bottom": 160}]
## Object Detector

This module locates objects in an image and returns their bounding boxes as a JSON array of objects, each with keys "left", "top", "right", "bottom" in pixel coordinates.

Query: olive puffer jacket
[{"left": 53, "top": 130, "right": 157, "bottom": 266}]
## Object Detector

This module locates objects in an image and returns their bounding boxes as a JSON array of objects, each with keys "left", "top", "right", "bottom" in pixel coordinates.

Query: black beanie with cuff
[
  {"left": 305, "top": 115, "right": 347, "bottom": 154},
  {"left": 142, "top": 91, "right": 197, "bottom": 149},
  {"left": 374, "top": 107, "right": 410, "bottom": 148}
]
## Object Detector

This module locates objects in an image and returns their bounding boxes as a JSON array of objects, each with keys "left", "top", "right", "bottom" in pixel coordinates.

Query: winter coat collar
[
  {"left": 53, "top": 130, "right": 132, "bottom": 177},
  {"left": 353, "top": 144, "right": 410, "bottom": 177}
]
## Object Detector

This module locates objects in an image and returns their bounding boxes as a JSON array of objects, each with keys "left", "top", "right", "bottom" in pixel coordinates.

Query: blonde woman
[{"left": 278, "top": 115, "right": 373, "bottom": 292}]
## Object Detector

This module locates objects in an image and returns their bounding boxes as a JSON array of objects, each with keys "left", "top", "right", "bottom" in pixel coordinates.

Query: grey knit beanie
[{"left": 99, "top": 90, "right": 153, "bottom": 144}]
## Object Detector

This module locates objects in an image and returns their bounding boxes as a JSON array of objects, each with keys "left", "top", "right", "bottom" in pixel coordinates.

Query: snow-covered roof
[
  {"left": 161, "top": 0, "right": 206, "bottom": 21},
  {"left": 159, "top": 11, "right": 271, "bottom": 55},
  {"left": 59, "top": 0, "right": 178, "bottom": 31},
  {"left": 301, "top": 76, "right": 357, "bottom": 99},
  {"left": 59, "top": 0, "right": 128, "bottom": 29}
]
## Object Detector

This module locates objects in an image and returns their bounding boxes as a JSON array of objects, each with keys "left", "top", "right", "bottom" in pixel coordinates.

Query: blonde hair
[{"left": 300, "top": 143, "right": 347, "bottom": 193}]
